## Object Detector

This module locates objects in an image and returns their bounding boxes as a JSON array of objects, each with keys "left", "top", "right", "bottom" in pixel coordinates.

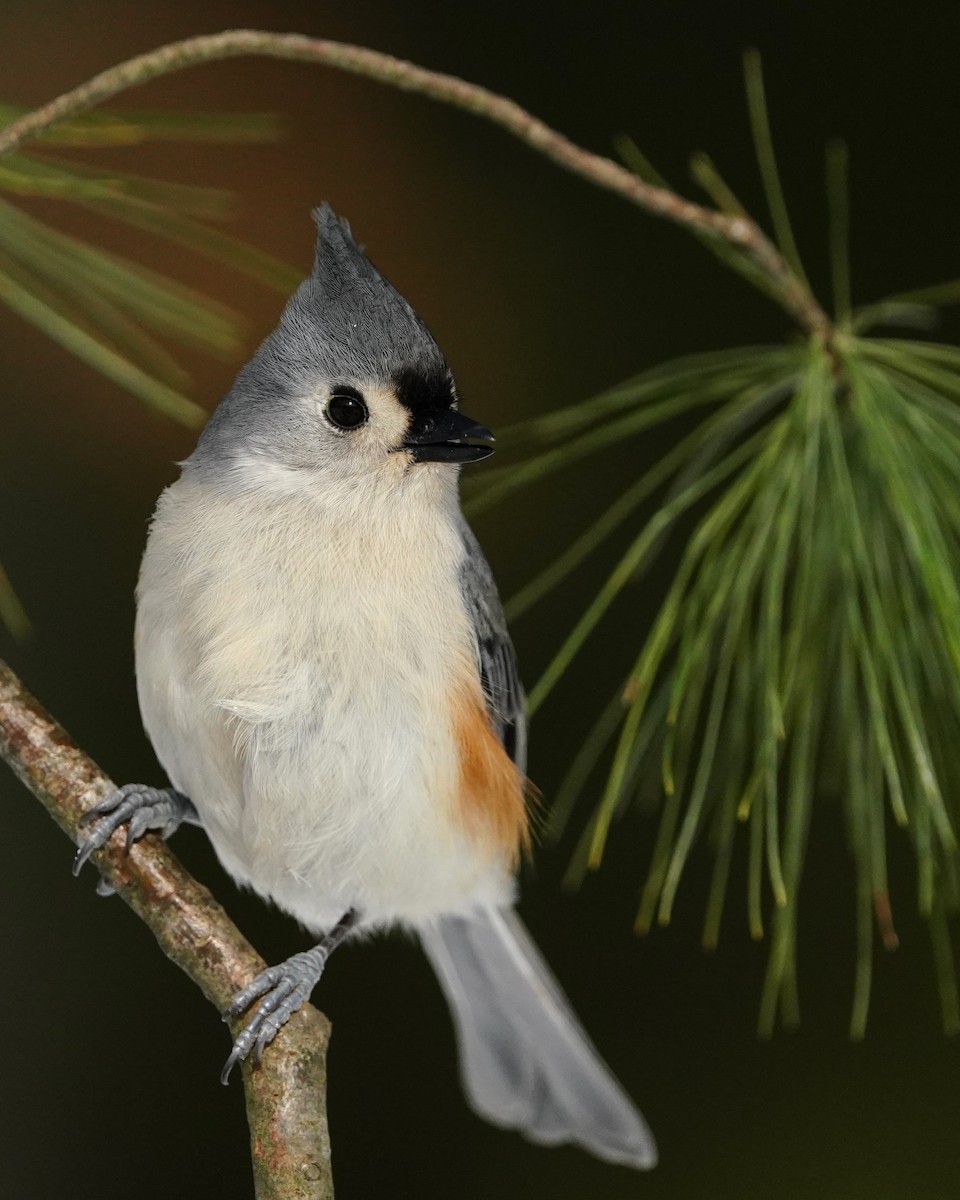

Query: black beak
[{"left": 403, "top": 409, "right": 495, "bottom": 463}]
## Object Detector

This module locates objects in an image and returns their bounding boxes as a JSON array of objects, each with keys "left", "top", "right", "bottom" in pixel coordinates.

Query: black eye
[{"left": 325, "top": 390, "right": 369, "bottom": 430}]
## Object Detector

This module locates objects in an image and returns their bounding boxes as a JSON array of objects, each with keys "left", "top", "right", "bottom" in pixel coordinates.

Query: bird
[{"left": 74, "top": 203, "right": 657, "bottom": 1170}]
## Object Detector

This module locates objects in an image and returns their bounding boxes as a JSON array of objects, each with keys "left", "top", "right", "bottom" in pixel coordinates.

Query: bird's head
[{"left": 188, "top": 204, "right": 494, "bottom": 496}]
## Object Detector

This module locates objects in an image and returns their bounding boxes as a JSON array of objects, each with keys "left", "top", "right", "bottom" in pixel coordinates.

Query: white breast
[{"left": 135, "top": 459, "right": 512, "bottom": 932}]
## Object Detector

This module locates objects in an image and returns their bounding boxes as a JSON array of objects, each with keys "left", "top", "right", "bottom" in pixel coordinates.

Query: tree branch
[
  {"left": 0, "top": 657, "right": 335, "bottom": 1200},
  {"left": 0, "top": 28, "right": 832, "bottom": 339}
]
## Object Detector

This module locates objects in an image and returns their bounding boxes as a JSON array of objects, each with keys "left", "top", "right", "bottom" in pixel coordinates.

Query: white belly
[{"left": 134, "top": 469, "right": 512, "bottom": 932}]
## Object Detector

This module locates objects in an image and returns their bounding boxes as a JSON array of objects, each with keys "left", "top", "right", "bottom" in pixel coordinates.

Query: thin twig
[
  {"left": 0, "top": 28, "right": 832, "bottom": 339},
  {"left": 0, "top": 658, "right": 335, "bottom": 1200}
]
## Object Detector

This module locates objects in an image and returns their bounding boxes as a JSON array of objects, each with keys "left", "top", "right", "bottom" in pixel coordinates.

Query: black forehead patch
[{"left": 393, "top": 365, "right": 455, "bottom": 417}]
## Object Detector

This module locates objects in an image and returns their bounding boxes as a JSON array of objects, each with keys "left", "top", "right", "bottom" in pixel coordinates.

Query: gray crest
[{"left": 191, "top": 203, "right": 452, "bottom": 465}]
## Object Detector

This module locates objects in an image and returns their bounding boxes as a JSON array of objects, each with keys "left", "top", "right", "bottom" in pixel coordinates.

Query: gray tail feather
[{"left": 420, "top": 906, "right": 657, "bottom": 1170}]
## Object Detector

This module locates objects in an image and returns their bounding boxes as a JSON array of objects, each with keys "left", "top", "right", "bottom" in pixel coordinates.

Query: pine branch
[
  {"left": 0, "top": 657, "right": 335, "bottom": 1200},
  {"left": 0, "top": 28, "right": 831, "bottom": 339}
]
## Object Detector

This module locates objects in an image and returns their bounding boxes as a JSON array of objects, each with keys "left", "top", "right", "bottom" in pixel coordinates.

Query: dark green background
[{"left": 2, "top": 2, "right": 959, "bottom": 1197}]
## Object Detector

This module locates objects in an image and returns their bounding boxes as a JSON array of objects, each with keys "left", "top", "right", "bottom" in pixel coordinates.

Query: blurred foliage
[
  {"left": 0, "top": 105, "right": 299, "bottom": 422},
  {"left": 0, "top": 102, "right": 299, "bottom": 634}
]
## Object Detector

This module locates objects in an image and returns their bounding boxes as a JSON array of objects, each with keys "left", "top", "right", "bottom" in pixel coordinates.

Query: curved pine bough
[{"left": 0, "top": 29, "right": 828, "bottom": 341}]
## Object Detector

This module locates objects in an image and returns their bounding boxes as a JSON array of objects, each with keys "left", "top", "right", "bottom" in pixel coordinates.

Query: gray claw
[{"left": 220, "top": 1043, "right": 245, "bottom": 1086}]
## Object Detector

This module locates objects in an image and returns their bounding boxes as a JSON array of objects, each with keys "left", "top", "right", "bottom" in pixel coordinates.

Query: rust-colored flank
[{"left": 454, "top": 685, "right": 529, "bottom": 864}]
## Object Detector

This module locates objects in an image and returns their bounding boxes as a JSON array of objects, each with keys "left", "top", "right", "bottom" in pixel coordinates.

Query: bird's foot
[
  {"left": 220, "top": 946, "right": 331, "bottom": 1084},
  {"left": 73, "top": 784, "right": 197, "bottom": 889},
  {"left": 221, "top": 909, "right": 361, "bottom": 1083}
]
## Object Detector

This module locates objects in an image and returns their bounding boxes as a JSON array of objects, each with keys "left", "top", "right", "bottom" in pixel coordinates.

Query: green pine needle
[
  {"left": 0, "top": 104, "right": 284, "bottom": 147},
  {"left": 0, "top": 563, "right": 31, "bottom": 640},
  {"left": 689, "top": 151, "right": 749, "bottom": 217},
  {"left": 0, "top": 198, "right": 245, "bottom": 360},
  {"left": 0, "top": 99, "right": 297, "bottom": 428},
  {"left": 0, "top": 265, "right": 206, "bottom": 425},
  {"left": 826, "top": 139, "right": 851, "bottom": 324},
  {"left": 0, "top": 151, "right": 238, "bottom": 220},
  {"left": 743, "top": 48, "right": 809, "bottom": 286}
]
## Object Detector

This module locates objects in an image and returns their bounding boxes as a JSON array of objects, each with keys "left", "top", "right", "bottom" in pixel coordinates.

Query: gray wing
[
  {"left": 432, "top": 520, "right": 657, "bottom": 1170},
  {"left": 457, "top": 515, "right": 527, "bottom": 773}
]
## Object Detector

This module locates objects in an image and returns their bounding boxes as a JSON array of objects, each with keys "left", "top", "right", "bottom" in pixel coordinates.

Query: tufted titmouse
[{"left": 75, "top": 204, "right": 656, "bottom": 1169}]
